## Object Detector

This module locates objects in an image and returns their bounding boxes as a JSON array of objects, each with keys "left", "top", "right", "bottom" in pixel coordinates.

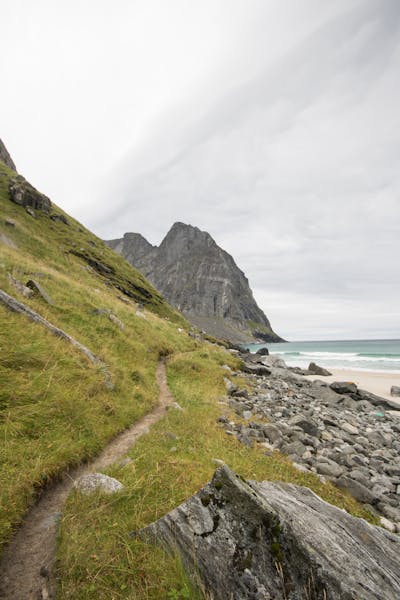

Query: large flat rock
[{"left": 137, "top": 465, "right": 400, "bottom": 599}]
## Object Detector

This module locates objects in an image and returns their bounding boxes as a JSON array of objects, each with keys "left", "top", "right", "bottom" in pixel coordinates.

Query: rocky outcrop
[
  {"left": 137, "top": 465, "right": 400, "bottom": 599},
  {"left": 8, "top": 174, "right": 51, "bottom": 213},
  {"left": 106, "top": 223, "right": 283, "bottom": 344},
  {"left": 0, "top": 139, "right": 17, "bottom": 171},
  {"left": 221, "top": 352, "right": 400, "bottom": 527}
]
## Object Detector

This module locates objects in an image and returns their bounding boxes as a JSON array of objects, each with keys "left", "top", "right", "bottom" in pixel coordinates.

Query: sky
[{"left": 1, "top": 0, "right": 400, "bottom": 341}]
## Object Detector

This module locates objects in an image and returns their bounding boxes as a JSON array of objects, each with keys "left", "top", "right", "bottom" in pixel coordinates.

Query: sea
[{"left": 244, "top": 339, "right": 400, "bottom": 374}]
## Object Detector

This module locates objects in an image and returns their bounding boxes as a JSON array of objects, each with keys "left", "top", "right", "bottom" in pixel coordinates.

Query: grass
[
  {"left": 57, "top": 346, "right": 376, "bottom": 599},
  {"left": 0, "top": 161, "right": 194, "bottom": 553}
]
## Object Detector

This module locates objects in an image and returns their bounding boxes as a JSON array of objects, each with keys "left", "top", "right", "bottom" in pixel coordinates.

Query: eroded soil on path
[{"left": 0, "top": 361, "right": 174, "bottom": 599}]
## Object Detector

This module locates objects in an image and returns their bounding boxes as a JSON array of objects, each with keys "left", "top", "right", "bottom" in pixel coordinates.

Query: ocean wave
[
  {"left": 358, "top": 352, "right": 400, "bottom": 358},
  {"left": 275, "top": 351, "right": 400, "bottom": 363}
]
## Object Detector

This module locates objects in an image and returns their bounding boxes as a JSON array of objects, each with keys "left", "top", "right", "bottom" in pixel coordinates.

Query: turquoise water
[{"left": 245, "top": 339, "right": 400, "bottom": 373}]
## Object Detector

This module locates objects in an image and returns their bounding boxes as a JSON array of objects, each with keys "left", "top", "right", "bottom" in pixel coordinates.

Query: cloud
[
  {"left": 2, "top": 0, "right": 399, "bottom": 339},
  {"left": 93, "top": 0, "right": 400, "bottom": 339}
]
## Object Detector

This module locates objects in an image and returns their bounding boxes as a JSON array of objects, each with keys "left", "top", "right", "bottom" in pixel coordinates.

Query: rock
[
  {"left": 231, "top": 388, "right": 249, "bottom": 399},
  {"left": 316, "top": 461, "right": 344, "bottom": 478},
  {"left": 356, "top": 389, "right": 400, "bottom": 411},
  {"left": 242, "top": 363, "right": 271, "bottom": 376},
  {"left": 108, "top": 313, "right": 125, "bottom": 330},
  {"left": 8, "top": 175, "right": 51, "bottom": 213},
  {"left": 367, "top": 430, "right": 387, "bottom": 446},
  {"left": 74, "top": 473, "right": 124, "bottom": 494},
  {"left": 26, "top": 207, "right": 36, "bottom": 218},
  {"left": 391, "top": 386, "right": 400, "bottom": 397},
  {"left": 341, "top": 422, "right": 359, "bottom": 435},
  {"left": 255, "top": 347, "right": 269, "bottom": 356},
  {"left": 224, "top": 377, "right": 238, "bottom": 395},
  {"left": 26, "top": 280, "right": 54, "bottom": 305},
  {"left": 105, "top": 223, "right": 283, "bottom": 344},
  {"left": 308, "top": 362, "right": 332, "bottom": 376},
  {"left": 288, "top": 416, "right": 319, "bottom": 438},
  {"left": 284, "top": 440, "right": 307, "bottom": 458},
  {"left": 380, "top": 517, "right": 396, "bottom": 533},
  {"left": 261, "top": 424, "right": 282, "bottom": 444},
  {"left": 137, "top": 465, "right": 400, "bottom": 600},
  {"left": 242, "top": 410, "right": 252, "bottom": 420},
  {"left": 288, "top": 366, "right": 309, "bottom": 375},
  {"left": 50, "top": 213, "right": 69, "bottom": 225},
  {"left": 7, "top": 274, "right": 33, "bottom": 298},
  {"left": 5, "top": 218, "right": 16, "bottom": 227},
  {"left": 330, "top": 381, "right": 358, "bottom": 395},
  {"left": 335, "top": 476, "right": 377, "bottom": 505},
  {"left": 263, "top": 355, "right": 287, "bottom": 369}
]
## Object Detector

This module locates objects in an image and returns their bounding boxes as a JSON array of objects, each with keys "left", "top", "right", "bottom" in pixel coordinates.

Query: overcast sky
[{"left": 2, "top": 0, "right": 400, "bottom": 340}]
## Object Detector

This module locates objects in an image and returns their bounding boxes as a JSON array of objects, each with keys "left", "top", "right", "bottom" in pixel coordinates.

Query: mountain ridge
[{"left": 106, "top": 222, "right": 283, "bottom": 344}]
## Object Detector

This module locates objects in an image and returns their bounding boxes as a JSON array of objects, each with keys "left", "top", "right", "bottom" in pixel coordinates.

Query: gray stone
[
  {"left": 26, "top": 280, "right": 54, "bottom": 305},
  {"left": 7, "top": 274, "right": 33, "bottom": 298},
  {"left": 261, "top": 424, "right": 282, "bottom": 444},
  {"left": 74, "top": 473, "right": 124, "bottom": 494},
  {"left": 137, "top": 465, "right": 400, "bottom": 600},
  {"left": 242, "top": 363, "right": 271, "bottom": 376},
  {"left": 284, "top": 440, "right": 307, "bottom": 457},
  {"left": 9, "top": 175, "right": 51, "bottom": 213},
  {"left": 255, "top": 347, "right": 269, "bottom": 356},
  {"left": 288, "top": 416, "right": 319, "bottom": 437},
  {"left": 308, "top": 362, "right": 332, "bottom": 376},
  {"left": 341, "top": 422, "right": 359, "bottom": 435},
  {"left": 391, "top": 386, "right": 400, "bottom": 397},
  {"left": 330, "top": 381, "right": 358, "bottom": 395},
  {"left": 335, "top": 476, "right": 377, "bottom": 505},
  {"left": 316, "top": 461, "right": 344, "bottom": 478},
  {"left": 367, "top": 430, "right": 387, "bottom": 446}
]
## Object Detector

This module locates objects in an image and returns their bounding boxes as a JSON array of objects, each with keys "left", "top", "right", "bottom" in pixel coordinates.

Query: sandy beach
[{"left": 302, "top": 368, "right": 400, "bottom": 403}]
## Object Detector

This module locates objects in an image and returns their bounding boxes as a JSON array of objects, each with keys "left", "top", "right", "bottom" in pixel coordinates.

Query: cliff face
[
  {"left": 0, "top": 139, "right": 17, "bottom": 171},
  {"left": 106, "top": 222, "right": 283, "bottom": 343}
]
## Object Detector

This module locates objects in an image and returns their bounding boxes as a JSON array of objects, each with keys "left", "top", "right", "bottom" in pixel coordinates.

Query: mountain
[{"left": 106, "top": 222, "right": 283, "bottom": 343}]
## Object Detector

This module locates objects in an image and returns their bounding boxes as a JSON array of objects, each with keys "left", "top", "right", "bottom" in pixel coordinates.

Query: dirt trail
[{"left": 0, "top": 361, "right": 174, "bottom": 599}]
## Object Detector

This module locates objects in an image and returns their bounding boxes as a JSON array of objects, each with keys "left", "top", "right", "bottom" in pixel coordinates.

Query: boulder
[
  {"left": 7, "top": 274, "right": 33, "bottom": 298},
  {"left": 308, "top": 362, "right": 332, "bottom": 376},
  {"left": 242, "top": 363, "right": 271, "bottom": 377},
  {"left": 316, "top": 461, "right": 344, "bottom": 478},
  {"left": 74, "top": 473, "right": 124, "bottom": 494},
  {"left": 8, "top": 175, "right": 51, "bottom": 213},
  {"left": 330, "top": 381, "right": 358, "bottom": 395},
  {"left": 255, "top": 347, "right": 269, "bottom": 356},
  {"left": 26, "top": 279, "right": 54, "bottom": 305},
  {"left": 391, "top": 386, "right": 400, "bottom": 397},
  {"left": 335, "top": 476, "right": 377, "bottom": 505},
  {"left": 288, "top": 416, "right": 319, "bottom": 438},
  {"left": 136, "top": 465, "right": 400, "bottom": 600},
  {"left": 357, "top": 389, "right": 400, "bottom": 411}
]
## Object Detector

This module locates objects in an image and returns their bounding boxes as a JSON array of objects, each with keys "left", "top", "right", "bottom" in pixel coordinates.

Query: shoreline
[{"left": 301, "top": 367, "right": 400, "bottom": 403}]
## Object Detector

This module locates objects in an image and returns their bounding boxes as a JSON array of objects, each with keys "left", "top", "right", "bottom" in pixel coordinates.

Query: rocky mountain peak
[
  {"left": 0, "top": 139, "right": 17, "bottom": 172},
  {"left": 158, "top": 222, "right": 215, "bottom": 260},
  {"left": 106, "top": 222, "right": 283, "bottom": 344}
]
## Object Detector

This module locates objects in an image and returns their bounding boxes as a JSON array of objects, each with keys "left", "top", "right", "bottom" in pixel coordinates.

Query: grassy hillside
[
  {"left": 0, "top": 160, "right": 375, "bottom": 598},
  {"left": 0, "top": 161, "right": 193, "bottom": 551}
]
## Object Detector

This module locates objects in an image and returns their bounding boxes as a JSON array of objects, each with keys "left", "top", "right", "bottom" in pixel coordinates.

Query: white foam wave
[{"left": 275, "top": 351, "right": 400, "bottom": 363}]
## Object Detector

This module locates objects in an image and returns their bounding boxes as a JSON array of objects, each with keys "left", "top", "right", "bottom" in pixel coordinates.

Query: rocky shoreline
[{"left": 220, "top": 351, "right": 400, "bottom": 532}]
